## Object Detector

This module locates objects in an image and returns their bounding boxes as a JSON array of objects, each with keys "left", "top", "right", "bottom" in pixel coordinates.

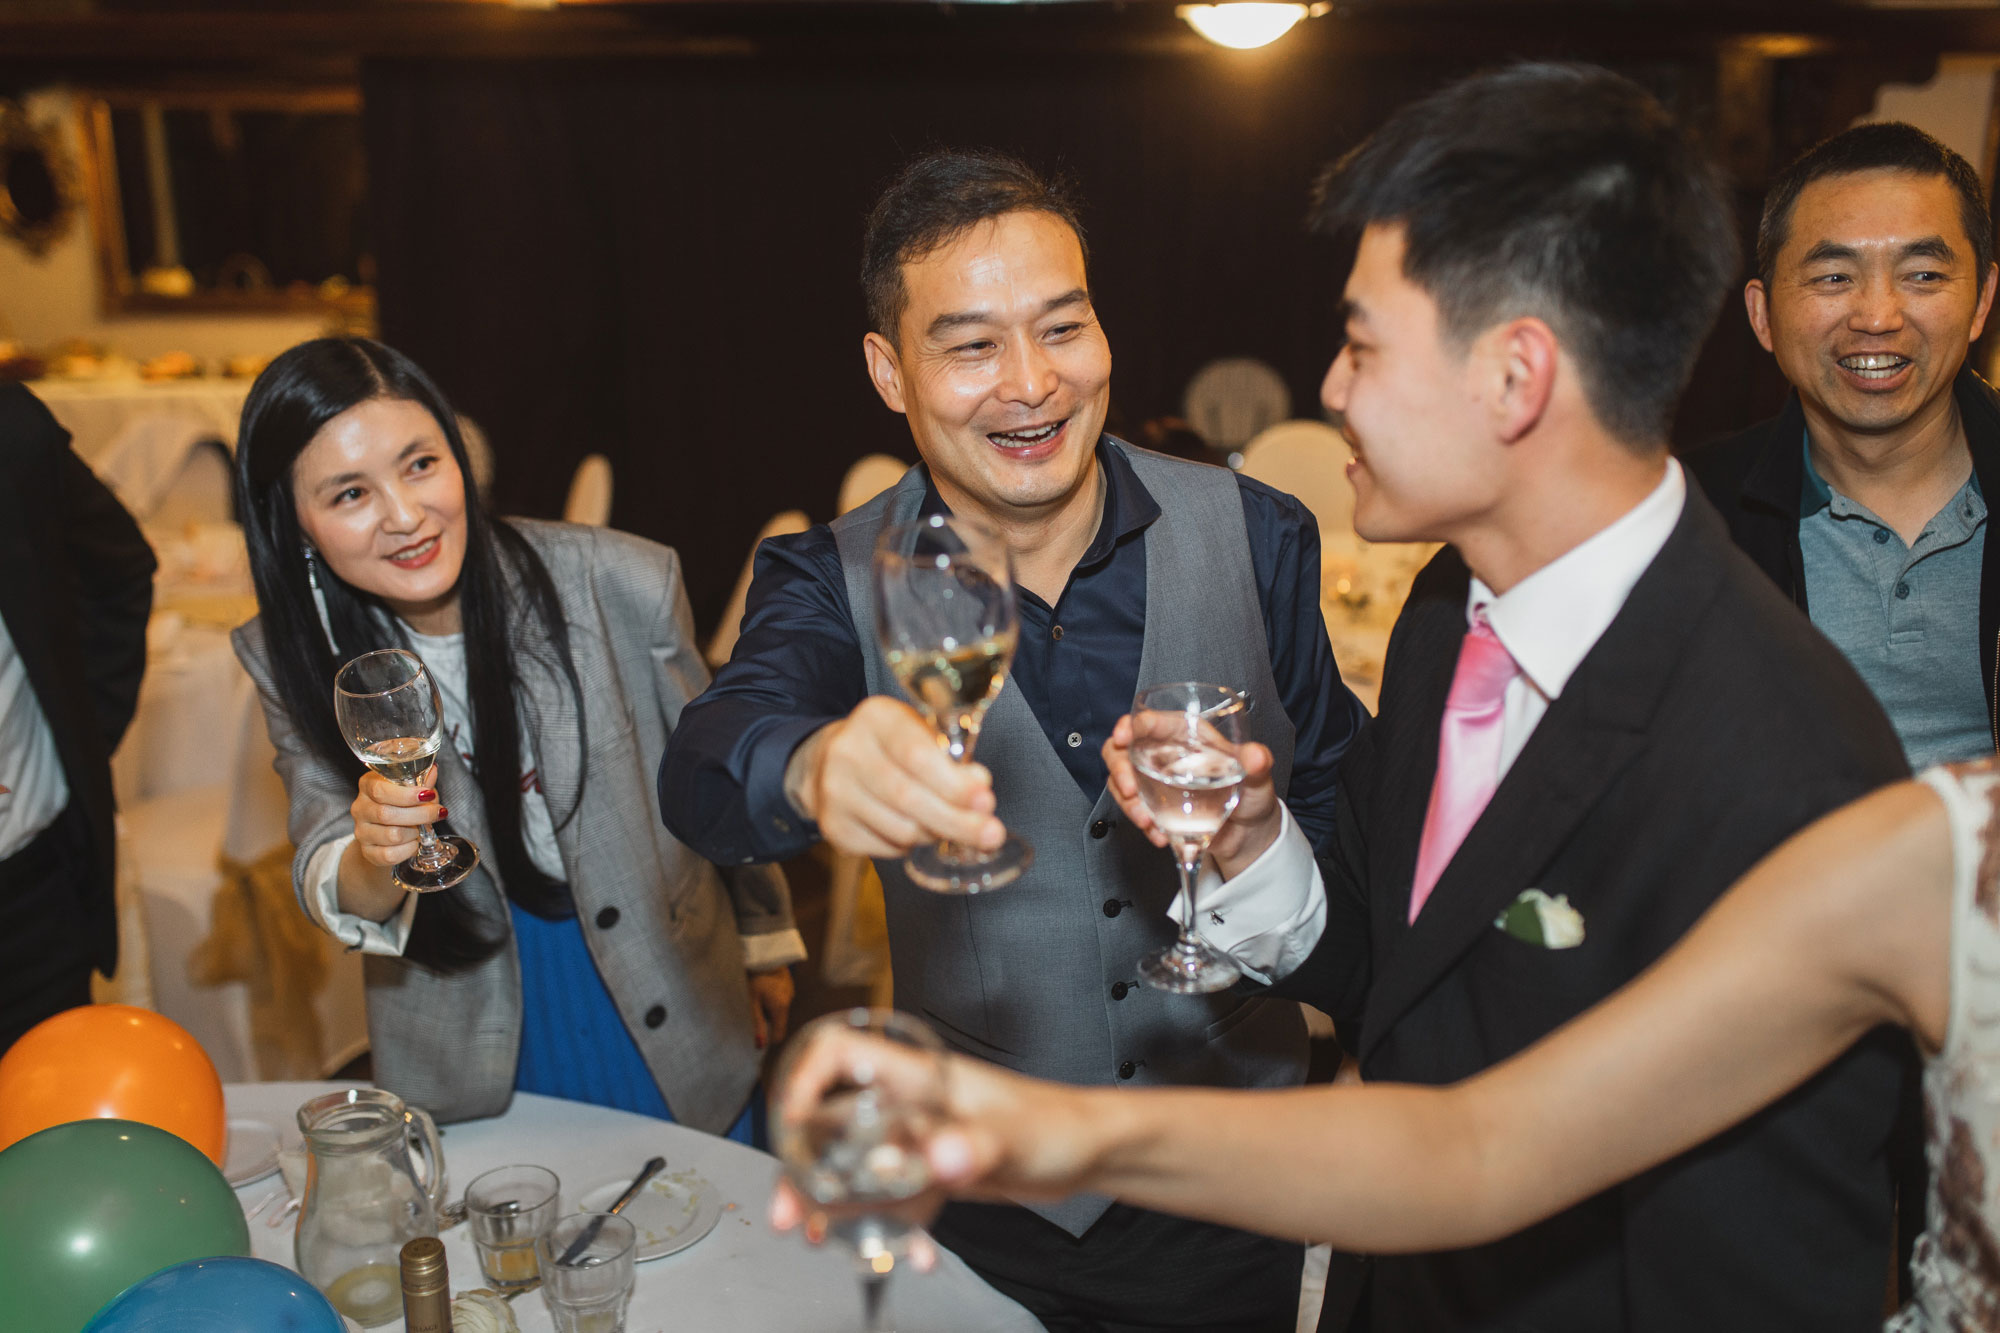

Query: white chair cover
[
  {"left": 563, "top": 454, "right": 614, "bottom": 527},
  {"left": 91, "top": 413, "right": 233, "bottom": 526},
  {"left": 115, "top": 664, "right": 367, "bottom": 1080},
  {"left": 1237, "top": 419, "right": 1354, "bottom": 544},
  {"left": 705, "top": 510, "right": 811, "bottom": 670},
  {"left": 1182, "top": 357, "right": 1292, "bottom": 454},
  {"left": 837, "top": 454, "right": 910, "bottom": 517}
]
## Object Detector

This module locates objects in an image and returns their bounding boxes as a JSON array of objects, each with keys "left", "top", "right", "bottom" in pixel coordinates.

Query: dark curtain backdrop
[{"left": 362, "top": 50, "right": 1776, "bottom": 633}]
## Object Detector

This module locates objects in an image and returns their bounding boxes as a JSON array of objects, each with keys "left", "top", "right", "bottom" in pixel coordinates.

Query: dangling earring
[{"left": 303, "top": 542, "right": 339, "bottom": 655}]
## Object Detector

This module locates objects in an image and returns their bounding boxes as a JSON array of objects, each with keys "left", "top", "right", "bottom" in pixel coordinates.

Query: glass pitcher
[{"left": 295, "top": 1088, "right": 448, "bottom": 1327}]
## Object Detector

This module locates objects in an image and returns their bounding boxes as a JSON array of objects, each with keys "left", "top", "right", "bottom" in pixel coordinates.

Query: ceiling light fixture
[{"left": 1177, "top": 3, "right": 1324, "bottom": 50}]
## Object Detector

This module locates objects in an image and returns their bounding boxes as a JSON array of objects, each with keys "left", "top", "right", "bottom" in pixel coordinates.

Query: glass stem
[
  {"left": 411, "top": 820, "right": 448, "bottom": 871},
  {"left": 1175, "top": 844, "right": 1204, "bottom": 949},
  {"left": 861, "top": 1273, "right": 891, "bottom": 1333},
  {"left": 935, "top": 718, "right": 977, "bottom": 864}
]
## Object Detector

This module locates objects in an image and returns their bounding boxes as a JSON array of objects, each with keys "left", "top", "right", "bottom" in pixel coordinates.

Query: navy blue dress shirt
[{"left": 659, "top": 439, "right": 1367, "bottom": 866}]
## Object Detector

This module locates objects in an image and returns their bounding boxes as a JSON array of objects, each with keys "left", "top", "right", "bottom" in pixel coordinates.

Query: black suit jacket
[
  {"left": 1685, "top": 366, "right": 2000, "bottom": 751},
  {"left": 1285, "top": 487, "right": 1912, "bottom": 1332},
  {"left": 0, "top": 384, "right": 154, "bottom": 974}
]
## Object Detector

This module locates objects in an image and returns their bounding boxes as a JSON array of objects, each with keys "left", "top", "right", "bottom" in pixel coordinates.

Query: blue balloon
[{"left": 82, "top": 1257, "right": 346, "bottom": 1333}]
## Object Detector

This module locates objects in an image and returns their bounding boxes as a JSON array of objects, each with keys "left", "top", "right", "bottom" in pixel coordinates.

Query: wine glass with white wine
[
  {"left": 874, "top": 513, "right": 1031, "bottom": 893},
  {"left": 333, "top": 647, "right": 480, "bottom": 893},
  {"left": 1130, "top": 681, "right": 1247, "bottom": 993},
  {"left": 774, "top": 1008, "right": 947, "bottom": 1333}
]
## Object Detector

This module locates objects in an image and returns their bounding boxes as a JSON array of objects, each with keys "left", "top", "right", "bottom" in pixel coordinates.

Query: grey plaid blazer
[{"left": 234, "top": 519, "right": 794, "bottom": 1132}]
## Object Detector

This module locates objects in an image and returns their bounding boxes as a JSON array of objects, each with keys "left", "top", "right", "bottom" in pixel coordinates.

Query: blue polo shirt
[{"left": 1800, "top": 438, "right": 1991, "bottom": 768}]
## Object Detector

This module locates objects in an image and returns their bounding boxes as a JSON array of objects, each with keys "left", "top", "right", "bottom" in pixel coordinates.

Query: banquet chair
[
  {"left": 91, "top": 414, "right": 234, "bottom": 527},
  {"left": 563, "top": 453, "right": 615, "bottom": 526},
  {"left": 836, "top": 453, "right": 909, "bottom": 517},
  {"left": 1182, "top": 356, "right": 1292, "bottom": 456},
  {"left": 1237, "top": 419, "right": 1355, "bottom": 544},
  {"left": 705, "top": 509, "right": 811, "bottom": 670},
  {"left": 117, "top": 670, "right": 367, "bottom": 1081}
]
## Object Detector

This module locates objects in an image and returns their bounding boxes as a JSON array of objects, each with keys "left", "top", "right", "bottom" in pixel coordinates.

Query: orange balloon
[{"left": 0, "top": 1004, "right": 226, "bottom": 1166}]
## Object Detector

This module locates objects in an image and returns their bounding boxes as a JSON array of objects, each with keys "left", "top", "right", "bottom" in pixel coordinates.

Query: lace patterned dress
[{"left": 1890, "top": 760, "right": 2000, "bottom": 1332}]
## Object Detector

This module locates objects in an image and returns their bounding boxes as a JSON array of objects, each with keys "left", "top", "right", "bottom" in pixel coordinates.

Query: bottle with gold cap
[{"left": 400, "top": 1236, "right": 454, "bottom": 1333}]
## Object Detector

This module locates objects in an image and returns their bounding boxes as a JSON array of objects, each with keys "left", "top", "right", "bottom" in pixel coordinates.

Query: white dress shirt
[
  {"left": 310, "top": 626, "right": 806, "bottom": 970},
  {"left": 1181, "top": 460, "right": 1688, "bottom": 981},
  {"left": 0, "top": 610, "right": 70, "bottom": 862}
]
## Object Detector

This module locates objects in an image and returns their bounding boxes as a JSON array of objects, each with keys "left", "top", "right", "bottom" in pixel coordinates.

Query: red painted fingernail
[
  {"left": 437, "top": 807, "right": 449, "bottom": 819},
  {"left": 417, "top": 788, "right": 436, "bottom": 802}
]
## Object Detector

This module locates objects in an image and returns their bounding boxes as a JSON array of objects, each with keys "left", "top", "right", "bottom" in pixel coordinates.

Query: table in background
[
  {"left": 227, "top": 1083, "right": 1039, "bottom": 1333},
  {"left": 29, "top": 377, "right": 251, "bottom": 465}
]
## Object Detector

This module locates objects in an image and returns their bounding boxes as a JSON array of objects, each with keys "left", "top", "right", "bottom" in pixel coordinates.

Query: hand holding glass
[
  {"left": 774, "top": 1008, "right": 947, "bottom": 1333},
  {"left": 1131, "top": 682, "right": 1247, "bottom": 993},
  {"left": 333, "top": 647, "right": 480, "bottom": 893},
  {"left": 874, "top": 514, "right": 1031, "bottom": 893}
]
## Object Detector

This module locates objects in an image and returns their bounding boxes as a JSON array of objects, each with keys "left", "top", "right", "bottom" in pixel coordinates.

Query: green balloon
[{"left": 0, "top": 1118, "right": 250, "bottom": 1333}]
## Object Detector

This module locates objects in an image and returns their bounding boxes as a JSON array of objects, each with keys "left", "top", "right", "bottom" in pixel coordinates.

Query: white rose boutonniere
[{"left": 1494, "top": 888, "right": 1586, "bottom": 950}]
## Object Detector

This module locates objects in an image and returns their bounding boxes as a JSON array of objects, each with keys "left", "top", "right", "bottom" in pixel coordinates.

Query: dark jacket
[
  {"left": 1687, "top": 366, "right": 2000, "bottom": 751},
  {"left": 0, "top": 385, "right": 155, "bottom": 974},
  {"left": 1286, "top": 488, "right": 1912, "bottom": 1332}
]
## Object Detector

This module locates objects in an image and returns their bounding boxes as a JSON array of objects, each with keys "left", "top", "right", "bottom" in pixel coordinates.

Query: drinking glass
[
  {"left": 333, "top": 647, "right": 480, "bottom": 892},
  {"left": 774, "top": 1008, "right": 946, "bottom": 1333},
  {"left": 466, "top": 1164, "right": 562, "bottom": 1293},
  {"left": 537, "top": 1212, "right": 637, "bottom": 1333},
  {"left": 1130, "top": 682, "right": 1248, "bottom": 993},
  {"left": 874, "top": 513, "right": 1031, "bottom": 893}
]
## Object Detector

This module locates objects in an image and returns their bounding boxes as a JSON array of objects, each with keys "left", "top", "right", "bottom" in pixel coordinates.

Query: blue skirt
[{"left": 509, "top": 902, "right": 758, "bottom": 1146}]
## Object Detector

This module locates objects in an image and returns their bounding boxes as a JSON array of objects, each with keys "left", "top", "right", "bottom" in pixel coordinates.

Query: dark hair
[
  {"left": 234, "top": 337, "right": 584, "bottom": 971},
  {"left": 1756, "top": 121, "right": 1994, "bottom": 289},
  {"left": 1312, "top": 63, "right": 1738, "bottom": 448},
  {"left": 861, "top": 149, "right": 1089, "bottom": 339}
]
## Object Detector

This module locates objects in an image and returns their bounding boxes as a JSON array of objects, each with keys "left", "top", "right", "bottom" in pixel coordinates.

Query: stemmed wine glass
[
  {"left": 1130, "top": 681, "right": 1248, "bottom": 993},
  {"left": 874, "top": 513, "right": 1032, "bottom": 893},
  {"left": 774, "top": 1008, "right": 947, "bottom": 1333},
  {"left": 333, "top": 647, "right": 480, "bottom": 893}
]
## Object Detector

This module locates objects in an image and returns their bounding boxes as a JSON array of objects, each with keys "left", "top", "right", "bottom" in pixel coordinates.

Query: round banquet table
[{"left": 227, "top": 1082, "right": 1040, "bottom": 1333}]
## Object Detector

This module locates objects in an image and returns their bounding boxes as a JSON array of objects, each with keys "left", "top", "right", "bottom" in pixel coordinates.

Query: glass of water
[
  {"left": 1130, "top": 682, "right": 1248, "bottom": 994},
  {"left": 774, "top": 1008, "right": 946, "bottom": 1333},
  {"left": 537, "top": 1212, "right": 637, "bottom": 1333},
  {"left": 333, "top": 647, "right": 480, "bottom": 892}
]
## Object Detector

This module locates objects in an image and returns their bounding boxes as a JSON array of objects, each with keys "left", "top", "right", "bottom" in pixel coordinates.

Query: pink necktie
[{"left": 1408, "top": 616, "right": 1520, "bottom": 923}]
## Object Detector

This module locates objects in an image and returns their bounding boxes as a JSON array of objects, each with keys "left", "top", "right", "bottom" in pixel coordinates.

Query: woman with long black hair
[{"left": 232, "top": 337, "right": 799, "bottom": 1138}]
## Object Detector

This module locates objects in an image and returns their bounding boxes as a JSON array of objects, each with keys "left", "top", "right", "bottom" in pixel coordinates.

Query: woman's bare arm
[{"left": 777, "top": 780, "right": 1953, "bottom": 1251}]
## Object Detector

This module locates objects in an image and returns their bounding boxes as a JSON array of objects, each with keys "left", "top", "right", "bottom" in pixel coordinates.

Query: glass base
[
  {"left": 394, "top": 836, "right": 480, "bottom": 893},
  {"left": 904, "top": 836, "right": 1032, "bottom": 895},
  {"left": 1138, "top": 938, "right": 1242, "bottom": 994}
]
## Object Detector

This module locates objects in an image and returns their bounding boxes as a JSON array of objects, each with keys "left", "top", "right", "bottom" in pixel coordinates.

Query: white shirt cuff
[
  {"left": 742, "top": 927, "right": 807, "bottom": 972},
  {"left": 306, "top": 835, "right": 418, "bottom": 956},
  {"left": 1166, "top": 802, "right": 1327, "bottom": 985}
]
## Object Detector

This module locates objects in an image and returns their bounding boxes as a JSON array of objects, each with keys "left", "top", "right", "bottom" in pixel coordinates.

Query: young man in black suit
[
  {"left": 0, "top": 384, "right": 154, "bottom": 1051},
  {"left": 1099, "top": 65, "right": 1913, "bottom": 1331}
]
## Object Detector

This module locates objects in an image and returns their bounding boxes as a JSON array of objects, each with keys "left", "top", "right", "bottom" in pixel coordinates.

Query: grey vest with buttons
[{"left": 833, "top": 439, "right": 1309, "bottom": 1235}]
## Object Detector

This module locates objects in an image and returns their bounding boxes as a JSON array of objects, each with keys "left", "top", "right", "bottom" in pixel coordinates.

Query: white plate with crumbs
[
  {"left": 224, "top": 1116, "right": 282, "bottom": 1188},
  {"left": 578, "top": 1168, "right": 723, "bottom": 1261}
]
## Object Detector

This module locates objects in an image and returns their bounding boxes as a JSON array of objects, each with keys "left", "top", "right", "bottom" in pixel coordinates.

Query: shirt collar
[
  {"left": 916, "top": 435, "right": 1162, "bottom": 571},
  {"left": 1467, "top": 459, "right": 1687, "bottom": 703},
  {"left": 1800, "top": 430, "right": 1833, "bottom": 515}
]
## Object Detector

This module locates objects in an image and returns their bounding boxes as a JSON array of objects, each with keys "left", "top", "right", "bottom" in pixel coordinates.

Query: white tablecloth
[
  {"left": 31, "top": 377, "right": 251, "bottom": 466},
  {"left": 227, "top": 1082, "right": 1040, "bottom": 1333}
]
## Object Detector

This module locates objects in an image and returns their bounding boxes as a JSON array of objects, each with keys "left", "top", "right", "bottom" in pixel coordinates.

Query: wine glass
[
  {"left": 874, "top": 513, "right": 1032, "bottom": 893},
  {"left": 1130, "top": 681, "right": 1247, "bottom": 993},
  {"left": 774, "top": 1008, "right": 947, "bottom": 1333},
  {"left": 332, "top": 648, "right": 480, "bottom": 893}
]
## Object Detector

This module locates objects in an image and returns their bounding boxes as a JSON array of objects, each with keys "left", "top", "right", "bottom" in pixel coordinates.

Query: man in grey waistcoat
[{"left": 661, "top": 149, "right": 1368, "bottom": 1331}]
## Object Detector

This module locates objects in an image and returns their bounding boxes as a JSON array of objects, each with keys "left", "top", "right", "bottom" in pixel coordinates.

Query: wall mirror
[
  {"left": 79, "top": 88, "right": 373, "bottom": 316},
  {"left": 0, "top": 98, "right": 80, "bottom": 258}
]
